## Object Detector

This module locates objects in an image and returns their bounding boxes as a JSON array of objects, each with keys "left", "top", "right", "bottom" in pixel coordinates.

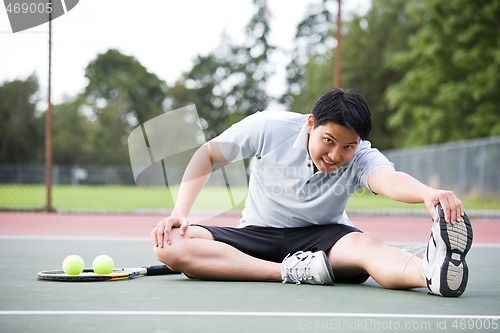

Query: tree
[
  {"left": 51, "top": 99, "right": 97, "bottom": 164},
  {"left": 340, "top": 0, "right": 417, "bottom": 149},
  {"left": 0, "top": 75, "right": 44, "bottom": 163},
  {"left": 230, "top": 0, "right": 275, "bottom": 115},
  {"left": 172, "top": 51, "right": 234, "bottom": 139},
  {"left": 386, "top": 0, "right": 500, "bottom": 146},
  {"left": 84, "top": 49, "right": 167, "bottom": 126},
  {"left": 82, "top": 49, "right": 168, "bottom": 164},
  {"left": 284, "top": 0, "right": 416, "bottom": 149},
  {"left": 167, "top": 0, "right": 274, "bottom": 139},
  {"left": 281, "top": 0, "right": 336, "bottom": 109},
  {"left": 89, "top": 94, "right": 133, "bottom": 164}
]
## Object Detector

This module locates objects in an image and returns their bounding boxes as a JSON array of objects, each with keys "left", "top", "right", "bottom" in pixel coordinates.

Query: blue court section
[{"left": 0, "top": 238, "right": 499, "bottom": 332}]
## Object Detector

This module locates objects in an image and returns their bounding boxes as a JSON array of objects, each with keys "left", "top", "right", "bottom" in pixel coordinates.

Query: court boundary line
[
  {"left": 1, "top": 311, "right": 499, "bottom": 320},
  {"left": 0, "top": 235, "right": 150, "bottom": 242},
  {"left": 1, "top": 236, "right": 498, "bottom": 247}
]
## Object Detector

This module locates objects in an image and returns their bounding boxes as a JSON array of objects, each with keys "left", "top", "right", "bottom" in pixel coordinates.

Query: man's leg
[
  {"left": 154, "top": 226, "right": 281, "bottom": 281},
  {"left": 327, "top": 232, "right": 426, "bottom": 289}
]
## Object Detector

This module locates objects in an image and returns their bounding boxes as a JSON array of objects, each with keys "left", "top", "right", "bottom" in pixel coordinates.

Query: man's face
[{"left": 307, "top": 115, "right": 360, "bottom": 173}]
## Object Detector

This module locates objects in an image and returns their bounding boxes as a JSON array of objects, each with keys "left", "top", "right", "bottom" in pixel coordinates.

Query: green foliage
[
  {"left": 48, "top": 49, "right": 170, "bottom": 165},
  {"left": 3, "top": 0, "right": 500, "bottom": 167},
  {"left": 0, "top": 75, "right": 44, "bottom": 163},
  {"left": 167, "top": 0, "right": 274, "bottom": 139},
  {"left": 84, "top": 49, "right": 167, "bottom": 125},
  {"left": 282, "top": 0, "right": 335, "bottom": 109},
  {"left": 168, "top": 51, "right": 234, "bottom": 139},
  {"left": 340, "top": 0, "right": 417, "bottom": 149},
  {"left": 285, "top": 0, "right": 500, "bottom": 149},
  {"left": 51, "top": 100, "right": 96, "bottom": 164},
  {"left": 286, "top": 0, "right": 417, "bottom": 149},
  {"left": 80, "top": 49, "right": 168, "bottom": 164},
  {"left": 386, "top": 0, "right": 500, "bottom": 147}
]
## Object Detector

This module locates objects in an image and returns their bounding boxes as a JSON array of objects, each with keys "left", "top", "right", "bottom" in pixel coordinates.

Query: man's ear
[{"left": 307, "top": 115, "right": 314, "bottom": 134}]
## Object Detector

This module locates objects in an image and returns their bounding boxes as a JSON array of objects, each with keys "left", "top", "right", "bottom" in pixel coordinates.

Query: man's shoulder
[
  {"left": 356, "top": 140, "right": 385, "bottom": 156},
  {"left": 247, "top": 110, "right": 308, "bottom": 124},
  {"left": 350, "top": 140, "right": 394, "bottom": 171},
  {"left": 236, "top": 111, "right": 307, "bottom": 138},
  {"left": 259, "top": 111, "right": 307, "bottom": 140}
]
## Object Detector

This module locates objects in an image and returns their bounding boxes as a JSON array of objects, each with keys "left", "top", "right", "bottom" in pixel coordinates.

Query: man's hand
[
  {"left": 423, "top": 189, "right": 465, "bottom": 224},
  {"left": 151, "top": 215, "right": 190, "bottom": 248}
]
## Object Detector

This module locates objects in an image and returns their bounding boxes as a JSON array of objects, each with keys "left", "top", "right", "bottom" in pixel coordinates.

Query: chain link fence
[
  {"left": 0, "top": 164, "right": 247, "bottom": 187},
  {"left": 0, "top": 164, "right": 135, "bottom": 186},
  {"left": 384, "top": 136, "right": 500, "bottom": 199},
  {"left": 1, "top": 136, "right": 499, "bottom": 211}
]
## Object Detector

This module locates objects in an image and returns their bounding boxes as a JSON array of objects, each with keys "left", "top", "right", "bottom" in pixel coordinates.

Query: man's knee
[
  {"left": 328, "top": 232, "right": 384, "bottom": 269},
  {"left": 335, "top": 231, "right": 383, "bottom": 250},
  {"left": 153, "top": 226, "right": 213, "bottom": 269},
  {"left": 154, "top": 229, "right": 182, "bottom": 267}
]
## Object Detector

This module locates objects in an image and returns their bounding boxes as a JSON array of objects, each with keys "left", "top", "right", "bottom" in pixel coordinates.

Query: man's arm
[
  {"left": 152, "top": 138, "right": 228, "bottom": 247},
  {"left": 367, "top": 167, "right": 465, "bottom": 223}
]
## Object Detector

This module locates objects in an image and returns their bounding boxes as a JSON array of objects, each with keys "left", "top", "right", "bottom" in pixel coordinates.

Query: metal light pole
[
  {"left": 45, "top": 0, "right": 54, "bottom": 212},
  {"left": 335, "top": 0, "right": 342, "bottom": 88}
]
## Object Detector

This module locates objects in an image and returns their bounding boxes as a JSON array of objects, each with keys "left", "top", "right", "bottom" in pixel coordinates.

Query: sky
[{"left": 0, "top": 0, "right": 370, "bottom": 110}]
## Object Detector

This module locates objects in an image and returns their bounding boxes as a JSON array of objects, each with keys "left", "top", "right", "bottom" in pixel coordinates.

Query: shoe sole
[
  {"left": 436, "top": 206, "right": 473, "bottom": 297},
  {"left": 319, "top": 251, "right": 335, "bottom": 285}
]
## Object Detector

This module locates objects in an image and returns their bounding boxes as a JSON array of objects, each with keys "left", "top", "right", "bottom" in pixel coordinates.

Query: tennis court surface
[{"left": 1, "top": 212, "right": 499, "bottom": 332}]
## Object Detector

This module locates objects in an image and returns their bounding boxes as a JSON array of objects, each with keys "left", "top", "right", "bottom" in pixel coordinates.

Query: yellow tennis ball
[
  {"left": 92, "top": 255, "right": 114, "bottom": 274},
  {"left": 62, "top": 255, "right": 84, "bottom": 275}
]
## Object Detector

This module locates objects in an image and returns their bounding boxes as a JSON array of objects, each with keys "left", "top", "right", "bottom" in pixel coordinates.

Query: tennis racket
[{"left": 37, "top": 265, "right": 180, "bottom": 282}]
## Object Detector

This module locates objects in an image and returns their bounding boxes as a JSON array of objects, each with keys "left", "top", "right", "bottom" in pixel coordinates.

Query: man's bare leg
[
  {"left": 154, "top": 226, "right": 281, "bottom": 281},
  {"left": 328, "top": 232, "right": 426, "bottom": 289}
]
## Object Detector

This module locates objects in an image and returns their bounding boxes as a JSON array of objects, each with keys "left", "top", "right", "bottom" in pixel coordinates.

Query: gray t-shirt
[{"left": 217, "top": 111, "right": 394, "bottom": 228}]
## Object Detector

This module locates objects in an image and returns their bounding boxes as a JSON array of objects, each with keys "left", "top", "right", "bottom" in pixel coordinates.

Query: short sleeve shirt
[{"left": 217, "top": 111, "right": 394, "bottom": 228}]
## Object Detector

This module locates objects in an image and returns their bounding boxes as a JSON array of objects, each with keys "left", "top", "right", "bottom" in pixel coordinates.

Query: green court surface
[{"left": 0, "top": 237, "right": 499, "bottom": 332}]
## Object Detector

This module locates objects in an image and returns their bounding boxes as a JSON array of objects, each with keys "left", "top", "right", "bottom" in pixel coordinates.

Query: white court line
[
  {"left": 0, "top": 235, "right": 149, "bottom": 242},
  {"left": 1, "top": 235, "right": 498, "bottom": 247},
  {"left": 0, "top": 311, "right": 499, "bottom": 320}
]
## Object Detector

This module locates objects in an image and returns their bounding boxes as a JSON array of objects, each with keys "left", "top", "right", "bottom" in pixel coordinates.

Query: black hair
[{"left": 310, "top": 88, "right": 372, "bottom": 140}]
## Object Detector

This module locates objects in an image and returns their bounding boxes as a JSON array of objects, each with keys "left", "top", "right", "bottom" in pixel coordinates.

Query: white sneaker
[
  {"left": 422, "top": 204, "right": 473, "bottom": 297},
  {"left": 281, "top": 251, "right": 335, "bottom": 285}
]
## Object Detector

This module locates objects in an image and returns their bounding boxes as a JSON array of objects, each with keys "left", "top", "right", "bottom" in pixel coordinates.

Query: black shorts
[{"left": 199, "top": 224, "right": 370, "bottom": 284}]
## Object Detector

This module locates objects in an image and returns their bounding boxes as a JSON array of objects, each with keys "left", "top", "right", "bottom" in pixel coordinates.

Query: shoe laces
[
  {"left": 401, "top": 244, "right": 427, "bottom": 273},
  {"left": 282, "top": 251, "right": 314, "bottom": 284}
]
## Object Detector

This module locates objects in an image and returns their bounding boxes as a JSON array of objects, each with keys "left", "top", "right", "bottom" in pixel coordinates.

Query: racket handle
[{"left": 145, "top": 265, "right": 181, "bottom": 276}]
